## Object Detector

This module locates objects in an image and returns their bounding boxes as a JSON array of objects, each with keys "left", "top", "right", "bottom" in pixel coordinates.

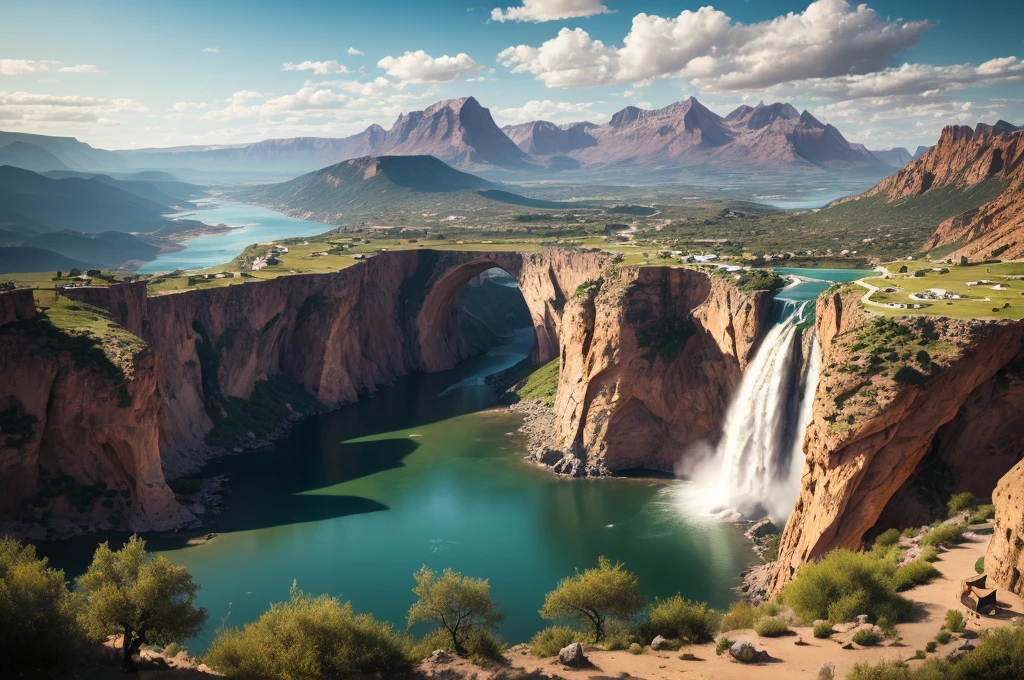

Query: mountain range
[{"left": 0, "top": 96, "right": 897, "bottom": 179}]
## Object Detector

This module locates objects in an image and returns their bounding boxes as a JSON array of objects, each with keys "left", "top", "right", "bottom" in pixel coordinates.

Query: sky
[{"left": 1, "top": 0, "right": 1022, "bottom": 151}]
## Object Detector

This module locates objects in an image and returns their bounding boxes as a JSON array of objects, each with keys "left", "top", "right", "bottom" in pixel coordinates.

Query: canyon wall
[
  {"left": 0, "top": 306, "right": 191, "bottom": 539},
  {"left": 2, "top": 249, "right": 607, "bottom": 531},
  {"left": 543, "top": 267, "right": 774, "bottom": 475},
  {"left": 769, "top": 289, "right": 1024, "bottom": 594}
]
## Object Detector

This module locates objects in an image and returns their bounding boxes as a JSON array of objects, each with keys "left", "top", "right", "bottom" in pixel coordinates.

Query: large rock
[
  {"left": 817, "top": 662, "right": 836, "bottom": 680},
  {"left": 651, "top": 635, "right": 668, "bottom": 650},
  {"left": 729, "top": 640, "right": 763, "bottom": 664},
  {"left": 558, "top": 642, "right": 587, "bottom": 667},
  {"left": 987, "top": 458, "right": 1024, "bottom": 597}
]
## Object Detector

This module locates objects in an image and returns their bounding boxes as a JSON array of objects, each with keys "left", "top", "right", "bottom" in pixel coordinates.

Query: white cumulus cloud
[
  {"left": 377, "top": 50, "right": 483, "bottom": 83},
  {"left": 498, "top": 0, "right": 930, "bottom": 91},
  {"left": 170, "top": 101, "right": 207, "bottom": 111},
  {"left": 58, "top": 64, "right": 102, "bottom": 73},
  {"left": 203, "top": 47, "right": 219, "bottom": 54},
  {"left": 0, "top": 90, "right": 146, "bottom": 128},
  {"left": 491, "top": 99, "right": 609, "bottom": 125},
  {"left": 347, "top": 47, "right": 364, "bottom": 56},
  {"left": 282, "top": 60, "right": 350, "bottom": 75},
  {"left": 491, "top": 0, "right": 609, "bottom": 23},
  {"left": 1, "top": 59, "right": 101, "bottom": 75}
]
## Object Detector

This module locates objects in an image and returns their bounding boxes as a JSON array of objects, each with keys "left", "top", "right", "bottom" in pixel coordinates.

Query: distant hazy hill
[
  {"left": 869, "top": 147, "right": 914, "bottom": 168},
  {"left": 0, "top": 165, "right": 176, "bottom": 234},
  {"left": 22, "top": 230, "right": 159, "bottom": 268},
  {"left": 41, "top": 170, "right": 197, "bottom": 209},
  {"left": 0, "top": 130, "right": 124, "bottom": 171},
  {"left": 0, "top": 142, "right": 70, "bottom": 173},
  {"left": 0, "top": 246, "right": 94, "bottom": 274},
  {"left": 239, "top": 155, "right": 496, "bottom": 220}
]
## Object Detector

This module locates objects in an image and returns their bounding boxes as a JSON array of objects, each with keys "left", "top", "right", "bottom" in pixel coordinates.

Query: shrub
[
  {"left": 920, "top": 546, "right": 941, "bottom": 563},
  {"left": 970, "top": 505, "right": 995, "bottom": 524},
  {"left": 464, "top": 629, "right": 506, "bottom": 664},
  {"left": 628, "top": 643, "right": 643, "bottom": 655},
  {"left": 530, "top": 626, "right": 580, "bottom": 658},
  {"left": 597, "top": 618, "right": 633, "bottom": 651},
  {"left": 0, "top": 538, "right": 85, "bottom": 671},
  {"left": 715, "top": 637, "right": 733, "bottom": 656},
  {"left": 944, "top": 609, "right": 965, "bottom": 633},
  {"left": 205, "top": 585, "right": 413, "bottom": 679},
  {"left": 754, "top": 616, "right": 790, "bottom": 638},
  {"left": 947, "top": 492, "right": 977, "bottom": 517},
  {"left": 847, "top": 659, "right": 912, "bottom": 680},
  {"left": 645, "top": 595, "right": 720, "bottom": 644},
  {"left": 975, "top": 557, "right": 985, "bottom": 574},
  {"left": 720, "top": 601, "right": 781, "bottom": 632},
  {"left": 914, "top": 649, "right": 926, "bottom": 660},
  {"left": 874, "top": 528, "right": 902, "bottom": 550},
  {"left": 949, "top": 625, "right": 1024, "bottom": 679},
  {"left": 813, "top": 622, "right": 834, "bottom": 639},
  {"left": 935, "top": 629, "right": 953, "bottom": 645},
  {"left": 920, "top": 524, "right": 966, "bottom": 548},
  {"left": 893, "top": 560, "right": 941, "bottom": 591},
  {"left": 925, "top": 641, "right": 937, "bottom": 653},
  {"left": 540, "top": 557, "right": 643, "bottom": 643},
  {"left": 779, "top": 549, "right": 912, "bottom": 624},
  {"left": 162, "top": 642, "right": 181, "bottom": 658},
  {"left": 854, "top": 629, "right": 882, "bottom": 647}
]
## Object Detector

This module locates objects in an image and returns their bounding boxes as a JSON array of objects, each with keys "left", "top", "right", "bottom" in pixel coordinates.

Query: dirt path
[{"left": 474, "top": 534, "right": 1021, "bottom": 680}]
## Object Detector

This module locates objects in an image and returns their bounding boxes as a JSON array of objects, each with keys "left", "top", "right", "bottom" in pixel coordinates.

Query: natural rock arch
[{"left": 411, "top": 250, "right": 608, "bottom": 373}]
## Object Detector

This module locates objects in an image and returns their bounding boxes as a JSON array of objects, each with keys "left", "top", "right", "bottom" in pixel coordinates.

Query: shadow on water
[{"left": 38, "top": 331, "right": 535, "bottom": 575}]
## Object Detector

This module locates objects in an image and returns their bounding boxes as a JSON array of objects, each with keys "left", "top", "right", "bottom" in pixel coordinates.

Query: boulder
[
  {"left": 729, "top": 640, "right": 761, "bottom": 664},
  {"left": 559, "top": 642, "right": 588, "bottom": 668},
  {"left": 429, "top": 649, "right": 451, "bottom": 664},
  {"left": 817, "top": 662, "right": 836, "bottom": 680},
  {"left": 856, "top": 614, "right": 869, "bottom": 625},
  {"left": 746, "top": 518, "right": 779, "bottom": 539},
  {"left": 651, "top": 635, "right": 668, "bottom": 650}
]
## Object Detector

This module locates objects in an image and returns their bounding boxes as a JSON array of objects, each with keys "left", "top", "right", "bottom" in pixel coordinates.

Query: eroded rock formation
[
  {"left": 769, "top": 289, "right": 1024, "bottom": 594},
  {"left": 543, "top": 267, "right": 774, "bottom": 475},
  {"left": 987, "top": 458, "right": 1024, "bottom": 597}
]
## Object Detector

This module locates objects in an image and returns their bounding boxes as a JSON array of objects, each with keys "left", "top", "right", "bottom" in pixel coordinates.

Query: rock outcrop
[
  {"left": 864, "top": 122, "right": 1024, "bottom": 261},
  {"left": 0, "top": 306, "right": 191, "bottom": 538},
  {"left": 543, "top": 267, "right": 774, "bottom": 475},
  {"left": 987, "top": 458, "right": 1024, "bottom": 597},
  {"left": 769, "top": 288, "right": 1024, "bottom": 595}
]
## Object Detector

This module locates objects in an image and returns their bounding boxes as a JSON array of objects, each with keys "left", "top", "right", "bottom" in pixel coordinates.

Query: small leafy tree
[
  {"left": 540, "top": 556, "right": 644, "bottom": 642},
  {"left": 407, "top": 566, "right": 503, "bottom": 654},
  {"left": 0, "top": 537, "right": 84, "bottom": 670},
  {"left": 76, "top": 535, "right": 208, "bottom": 671}
]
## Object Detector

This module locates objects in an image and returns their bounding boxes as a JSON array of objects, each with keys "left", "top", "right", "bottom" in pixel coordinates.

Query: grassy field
[
  {"left": 863, "top": 261, "right": 1024, "bottom": 320},
  {"left": 513, "top": 358, "right": 559, "bottom": 406}
]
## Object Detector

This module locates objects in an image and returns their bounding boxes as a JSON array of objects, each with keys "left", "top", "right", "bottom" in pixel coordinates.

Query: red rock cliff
[
  {"left": 769, "top": 289, "right": 1024, "bottom": 594},
  {"left": 545, "top": 267, "right": 774, "bottom": 475},
  {"left": 987, "top": 458, "right": 1024, "bottom": 597}
]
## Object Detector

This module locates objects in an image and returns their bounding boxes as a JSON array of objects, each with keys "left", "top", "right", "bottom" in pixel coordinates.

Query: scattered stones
[
  {"left": 817, "top": 661, "right": 836, "bottom": 680},
  {"left": 429, "top": 649, "right": 451, "bottom": 664},
  {"left": 558, "top": 642, "right": 588, "bottom": 668}
]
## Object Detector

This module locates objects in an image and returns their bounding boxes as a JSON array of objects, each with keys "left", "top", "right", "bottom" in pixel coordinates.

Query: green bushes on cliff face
[
  {"left": 0, "top": 538, "right": 84, "bottom": 671},
  {"left": 514, "top": 358, "right": 559, "bottom": 406}
]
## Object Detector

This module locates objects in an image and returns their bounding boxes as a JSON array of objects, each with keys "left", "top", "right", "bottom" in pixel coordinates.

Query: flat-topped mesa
[
  {"left": 540, "top": 266, "right": 775, "bottom": 476},
  {"left": 768, "top": 287, "right": 1024, "bottom": 596}
]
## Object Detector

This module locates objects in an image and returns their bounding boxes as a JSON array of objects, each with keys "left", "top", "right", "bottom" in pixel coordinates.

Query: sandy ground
[{"left": 452, "top": 533, "right": 1024, "bottom": 680}]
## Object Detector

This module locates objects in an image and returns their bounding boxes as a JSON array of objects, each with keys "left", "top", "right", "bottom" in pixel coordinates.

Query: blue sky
[{"left": 1, "top": 0, "right": 1022, "bottom": 150}]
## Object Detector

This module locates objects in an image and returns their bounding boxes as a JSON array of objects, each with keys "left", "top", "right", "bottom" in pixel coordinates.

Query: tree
[
  {"left": 0, "top": 537, "right": 84, "bottom": 670},
  {"left": 540, "top": 556, "right": 644, "bottom": 642},
  {"left": 407, "top": 566, "right": 503, "bottom": 653},
  {"left": 68, "top": 268, "right": 82, "bottom": 277},
  {"left": 56, "top": 271, "right": 63, "bottom": 279},
  {"left": 76, "top": 535, "right": 207, "bottom": 671}
]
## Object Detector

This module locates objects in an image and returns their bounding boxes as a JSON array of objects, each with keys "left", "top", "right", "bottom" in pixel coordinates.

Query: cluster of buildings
[{"left": 250, "top": 244, "right": 289, "bottom": 271}]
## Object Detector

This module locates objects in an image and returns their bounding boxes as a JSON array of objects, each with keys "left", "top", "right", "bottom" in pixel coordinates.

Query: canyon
[{"left": 4, "top": 247, "right": 1024, "bottom": 605}]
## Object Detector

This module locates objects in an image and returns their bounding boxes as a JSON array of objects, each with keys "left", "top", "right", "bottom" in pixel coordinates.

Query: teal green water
[{"left": 39, "top": 331, "right": 755, "bottom": 652}]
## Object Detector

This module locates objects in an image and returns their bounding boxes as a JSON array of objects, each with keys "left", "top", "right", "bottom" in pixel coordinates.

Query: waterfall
[{"left": 703, "top": 301, "right": 819, "bottom": 522}]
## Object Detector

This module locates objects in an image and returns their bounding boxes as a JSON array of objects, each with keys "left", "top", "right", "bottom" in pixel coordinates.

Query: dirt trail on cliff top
[{"left": 498, "top": 534, "right": 1022, "bottom": 680}]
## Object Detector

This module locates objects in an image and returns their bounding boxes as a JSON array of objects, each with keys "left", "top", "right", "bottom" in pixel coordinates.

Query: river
[
  {"left": 38, "top": 268, "right": 871, "bottom": 653},
  {"left": 138, "top": 202, "right": 330, "bottom": 274}
]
